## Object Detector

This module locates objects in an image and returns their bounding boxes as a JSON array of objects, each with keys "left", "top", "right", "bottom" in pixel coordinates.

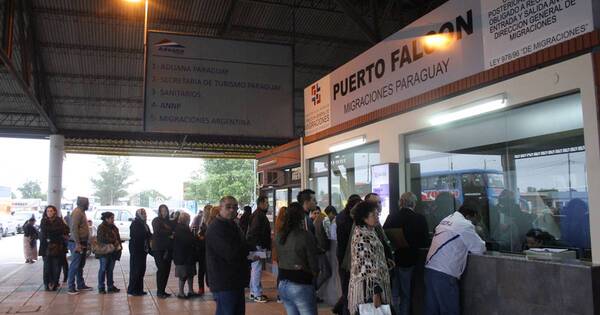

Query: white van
[{"left": 90, "top": 206, "right": 158, "bottom": 241}]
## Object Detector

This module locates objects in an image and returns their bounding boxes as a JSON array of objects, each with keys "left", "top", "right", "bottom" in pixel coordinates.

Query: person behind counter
[{"left": 425, "top": 203, "right": 486, "bottom": 315}]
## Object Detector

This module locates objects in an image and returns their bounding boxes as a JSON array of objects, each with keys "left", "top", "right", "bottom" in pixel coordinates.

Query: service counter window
[
  {"left": 406, "top": 94, "right": 591, "bottom": 259},
  {"left": 308, "top": 142, "right": 380, "bottom": 210}
]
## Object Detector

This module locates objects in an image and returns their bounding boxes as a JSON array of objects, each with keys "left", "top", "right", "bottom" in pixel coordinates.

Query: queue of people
[{"left": 29, "top": 187, "right": 488, "bottom": 315}]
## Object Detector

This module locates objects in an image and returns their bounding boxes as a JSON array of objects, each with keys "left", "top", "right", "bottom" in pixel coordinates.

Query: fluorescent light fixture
[
  {"left": 258, "top": 159, "right": 277, "bottom": 168},
  {"left": 329, "top": 136, "right": 367, "bottom": 152},
  {"left": 429, "top": 94, "right": 507, "bottom": 126}
]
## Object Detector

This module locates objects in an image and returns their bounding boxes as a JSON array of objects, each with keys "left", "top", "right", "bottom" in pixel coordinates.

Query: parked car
[
  {"left": 12, "top": 211, "right": 41, "bottom": 233},
  {"left": 89, "top": 206, "right": 158, "bottom": 241},
  {"left": 0, "top": 216, "right": 18, "bottom": 237}
]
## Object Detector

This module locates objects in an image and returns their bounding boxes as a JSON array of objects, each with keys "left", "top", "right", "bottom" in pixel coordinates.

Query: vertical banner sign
[
  {"left": 304, "top": 0, "right": 595, "bottom": 136},
  {"left": 146, "top": 32, "right": 293, "bottom": 137},
  {"left": 483, "top": 0, "right": 594, "bottom": 69}
]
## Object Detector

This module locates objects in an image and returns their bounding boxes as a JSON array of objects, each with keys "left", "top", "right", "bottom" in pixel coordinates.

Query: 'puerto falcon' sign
[{"left": 304, "top": 0, "right": 595, "bottom": 136}]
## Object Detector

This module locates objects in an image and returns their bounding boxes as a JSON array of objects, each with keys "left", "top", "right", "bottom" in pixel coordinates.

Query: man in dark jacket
[
  {"left": 333, "top": 194, "right": 361, "bottom": 315},
  {"left": 206, "top": 196, "right": 250, "bottom": 315},
  {"left": 246, "top": 196, "right": 271, "bottom": 303},
  {"left": 383, "top": 192, "right": 429, "bottom": 315},
  {"left": 311, "top": 208, "right": 332, "bottom": 302},
  {"left": 297, "top": 189, "right": 317, "bottom": 234}
]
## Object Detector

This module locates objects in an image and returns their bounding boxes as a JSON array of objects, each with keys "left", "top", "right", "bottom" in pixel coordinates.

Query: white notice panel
[
  {"left": 145, "top": 32, "right": 293, "bottom": 137},
  {"left": 483, "top": 0, "right": 594, "bottom": 69}
]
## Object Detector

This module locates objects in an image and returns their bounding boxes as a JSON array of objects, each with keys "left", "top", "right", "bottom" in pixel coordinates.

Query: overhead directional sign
[{"left": 145, "top": 31, "right": 294, "bottom": 138}]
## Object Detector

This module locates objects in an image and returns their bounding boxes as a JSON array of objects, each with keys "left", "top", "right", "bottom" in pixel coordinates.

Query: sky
[{"left": 0, "top": 137, "right": 203, "bottom": 201}]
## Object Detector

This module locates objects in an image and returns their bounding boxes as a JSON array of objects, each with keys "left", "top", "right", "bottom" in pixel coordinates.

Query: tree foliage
[
  {"left": 91, "top": 156, "right": 134, "bottom": 205},
  {"left": 133, "top": 189, "right": 167, "bottom": 207},
  {"left": 184, "top": 159, "right": 255, "bottom": 205},
  {"left": 18, "top": 180, "right": 45, "bottom": 199}
]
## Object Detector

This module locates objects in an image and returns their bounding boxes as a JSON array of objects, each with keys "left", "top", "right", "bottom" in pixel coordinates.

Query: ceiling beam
[
  {"left": 219, "top": 0, "right": 239, "bottom": 37},
  {"left": 33, "top": 7, "right": 370, "bottom": 48},
  {"left": 24, "top": 0, "right": 57, "bottom": 133},
  {"left": 0, "top": 112, "right": 47, "bottom": 128},
  {"left": 333, "top": 0, "right": 380, "bottom": 44},
  {"left": 0, "top": 48, "right": 57, "bottom": 133}
]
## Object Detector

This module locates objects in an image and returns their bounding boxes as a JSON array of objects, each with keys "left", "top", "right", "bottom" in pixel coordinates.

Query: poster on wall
[
  {"left": 482, "top": 0, "right": 594, "bottom": 68},
  {"left": 145, "top": 31, "right": 293, "bottom": 137},
  {"left": 304, "top": 0, "right": 595, "bottom": 136},
  {"left": 371, "top": 163, "right": 399, "bottom": 220},
  {"left": 304, "top": 75, "right": 332, "bottom": 136}
]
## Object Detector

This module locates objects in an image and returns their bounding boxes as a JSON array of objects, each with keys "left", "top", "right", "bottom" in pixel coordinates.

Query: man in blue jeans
[
  {"left": 67, "top": 197, "right": 93, "bottom": 295},
  {"left": 206, "top": 196, "right": 250, "bottom": 315},
  {"left": 425, "top": 203, "right": 486, "bottom": 315},
  {"left": 246, "top": 196, "right": 271, "bottom": 303},
  {"left": 383, "top": 192, "right": 429, "bottom": 315}
]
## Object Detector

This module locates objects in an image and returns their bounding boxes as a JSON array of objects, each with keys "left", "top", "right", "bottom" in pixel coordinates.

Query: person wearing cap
[
  {"left": 424, "top": 203, "right": 486, "bottom": 315},
  {"left": 96, "top": 211, "right": 123, "bottom": 294},
  {"left": 67, "top": 196, "right": 93, "bottom": 295}
]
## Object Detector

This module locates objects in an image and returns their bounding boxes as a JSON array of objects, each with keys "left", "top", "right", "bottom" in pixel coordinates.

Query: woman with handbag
[
  {"left": 127, "top": 208, "right": 152, "bottom": 296},
  {"left": 95, "top": 212, "right": 122, "bottom": 294},
  {"left": 23, "top": 217, "right": 39, "bottom": 264},
  {"left": 151, "top": 204, "right": 175, "bottom": 298},
  {"left": 348, "top": 201, "right": 392, "bottom": 315},
  {"left": 39, "top": 205, "right": 68, "bottom": 291}
]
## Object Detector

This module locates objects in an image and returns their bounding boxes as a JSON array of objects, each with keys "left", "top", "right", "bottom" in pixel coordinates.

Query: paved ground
[{"left": 0, "top": 235, "right": 334, "bottom": 314}]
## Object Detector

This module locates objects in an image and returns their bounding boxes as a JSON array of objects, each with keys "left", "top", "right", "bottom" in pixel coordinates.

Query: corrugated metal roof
[{"left": 0, "top": 0, "right": 444, "bottom": 147}]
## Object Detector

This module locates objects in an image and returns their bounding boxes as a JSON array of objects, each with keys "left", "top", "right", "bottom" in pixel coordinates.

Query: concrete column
[{"left": 48, "top": 134, "right": 64, "bottom": 215}]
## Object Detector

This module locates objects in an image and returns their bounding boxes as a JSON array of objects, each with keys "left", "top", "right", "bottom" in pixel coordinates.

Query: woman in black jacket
[
  {"left": 96, "top": 212, "right": 122, "bottom": 294},
  {"left": 39, "top": 205, "right": 69, "bottom": 291},
  {"left": 152, "top": 204, "right": 175, "bottom": 298},
  {"left": 173, "top": 212, "right": 198, "bottom": 299},
  {"left": 127, "top": 208, "right": 152, "bottom": 296}
]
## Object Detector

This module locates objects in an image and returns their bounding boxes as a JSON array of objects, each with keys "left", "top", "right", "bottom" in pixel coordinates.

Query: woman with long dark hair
[
  {"left": 96, "top": 212, "right": 123, "bottom": 294},
  {"left": 276, "top": 202, "right": 319, "bottom": 315},
  {"left": 39, "top": 205, "right": 68, "bottom": 291},
  {"left": 193, "top": 204, "right": 212, "bottom": 295},
  {"left": 127, "top": 208, "right": 152, "bottom": 296},
  {"left": 152, "top": 204, "right": 175, "bottom": 298}
]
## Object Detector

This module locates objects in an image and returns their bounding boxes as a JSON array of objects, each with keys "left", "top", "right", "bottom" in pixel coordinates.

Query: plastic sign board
[
  {"left": 371, "top": 163, "right": 399, "bottom": 221},
  {"left": 304, "top": 0, "right": 595, "bottom": 136},
  {"left": 145, "top": 32, "right": 293, "bottom": 138}
]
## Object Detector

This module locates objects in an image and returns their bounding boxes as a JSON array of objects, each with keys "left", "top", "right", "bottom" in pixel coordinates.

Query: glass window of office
[
  {"left": 406, "top": 94, "right": 591, "bottom": 259},
  {"left": 309, "top": 155, "right": 330, "bottom": 209},
  {"left": 308, "top": 142, "right": 380, "bottom": 210},
  {"left": 330, "top": 143, "right": 380, "bottom": 210}
]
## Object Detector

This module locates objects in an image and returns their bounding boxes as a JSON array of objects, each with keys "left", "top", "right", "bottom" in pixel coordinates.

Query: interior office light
[
  {"left": 429, "top": 94, "right": 507, "bottom": 126},
  {"left": 257, "top": 159, "right": 277, "bottom": 168},
  {"left": 329, "top": 136, "right": 367, "bottom": 153}
]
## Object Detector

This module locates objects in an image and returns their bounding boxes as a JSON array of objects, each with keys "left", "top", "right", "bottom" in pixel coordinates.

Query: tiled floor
[{"left": 0, "top": 253, "right": 333, "bottom": 315}]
